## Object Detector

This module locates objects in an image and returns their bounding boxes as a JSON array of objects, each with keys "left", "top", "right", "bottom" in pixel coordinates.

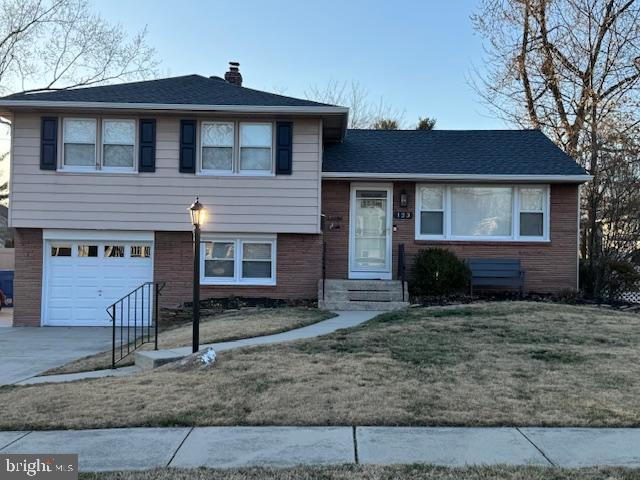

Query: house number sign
[{"left": 394, "top": 211, "right": 413, "bottom": 220}]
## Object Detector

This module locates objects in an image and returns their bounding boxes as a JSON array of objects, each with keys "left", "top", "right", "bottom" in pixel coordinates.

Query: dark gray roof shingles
[
  {"left": 0, "top": 74, "right": 333, "bottom": 108},
  {"left": 323, "top": 129, "right": 587, "bottom": 176}
]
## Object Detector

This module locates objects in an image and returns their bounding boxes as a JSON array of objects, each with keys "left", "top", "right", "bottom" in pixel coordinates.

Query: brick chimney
[{"left": 224, "top": 62, "right": 242, "bottom": 86}]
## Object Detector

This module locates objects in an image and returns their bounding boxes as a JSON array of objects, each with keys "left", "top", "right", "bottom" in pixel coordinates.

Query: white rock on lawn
[{"left": 201, "top": 348, "right": 216, "bottom": 366}]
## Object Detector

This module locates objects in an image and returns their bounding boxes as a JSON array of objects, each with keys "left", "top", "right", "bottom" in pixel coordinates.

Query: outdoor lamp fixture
[
  {"left": 190, "top": 197, "right": 204, "bottom": 227},
  {"left": 399, "top": 190, "right": 408, "bottom": 208},
  {"left": 189, "top": 197, "right": 205, "bottom": 353}
]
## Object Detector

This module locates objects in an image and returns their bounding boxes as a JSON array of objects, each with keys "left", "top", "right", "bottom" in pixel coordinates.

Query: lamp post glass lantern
[
  {"left": 189, "top": 197, "right": 205, "bottom": 353},
  {"left": 190, "top": 197, "right": 204, "bottom": 226}
]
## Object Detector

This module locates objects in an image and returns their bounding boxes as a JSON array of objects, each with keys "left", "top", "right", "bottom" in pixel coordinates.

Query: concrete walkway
[
  {"left": 15, "top": 310, "right": 383, "bottom": 385},
  {"left": 1, "top": 426, "right": 639, "bottom": 472},
  {"left": 136, "top": 309, "right": 383, "bottom": 369}
]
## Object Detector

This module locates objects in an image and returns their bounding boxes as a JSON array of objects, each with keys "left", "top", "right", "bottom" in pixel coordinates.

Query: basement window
[{"left": 201, "top": 236, "right": 276, "bottom": 285}]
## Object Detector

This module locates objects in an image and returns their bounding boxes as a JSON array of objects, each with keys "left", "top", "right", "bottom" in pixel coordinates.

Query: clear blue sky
[{"left": 96, "top": 0, "right": 502, "bottom": 129}]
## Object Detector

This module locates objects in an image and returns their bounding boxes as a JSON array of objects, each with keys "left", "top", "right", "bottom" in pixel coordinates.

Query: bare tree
[
  {"left": 472, "top": 0, "right": 640, "bottom": 298},
  {"left": 0, "top": 0, "right": 158, "bottom": 94},
  {"left": 305, "top": 80, "right": 405, "bottom": 128}
]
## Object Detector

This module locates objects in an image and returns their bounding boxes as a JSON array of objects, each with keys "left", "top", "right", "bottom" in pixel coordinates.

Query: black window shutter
[
  {"left": 179, "top": 119, "right": 196, "bottom": 173},
  {"left": 139, "top": 119, "right": 156, "bottom": 172},
  {"left": 275, "top": 121, "right": 293, "bottom": 175},
  {"left": 40, "top": 117, "right": 58, "bottom": 170}
]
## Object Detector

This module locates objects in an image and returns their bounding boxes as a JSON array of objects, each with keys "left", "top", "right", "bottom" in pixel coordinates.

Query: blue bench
[{"left": 467, "top": 259, "right": 525, "bottom": 296}]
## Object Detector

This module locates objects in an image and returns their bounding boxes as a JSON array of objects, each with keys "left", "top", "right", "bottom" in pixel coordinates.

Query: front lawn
[
  {"left": 2, "top": 301, "right": 640, "bottom": 430},
  {"left": 79, "top": 465, "right": 640, "bottom": 480},
  {"left": 44, "top": 308, "right": 333, "bottom": 375}
]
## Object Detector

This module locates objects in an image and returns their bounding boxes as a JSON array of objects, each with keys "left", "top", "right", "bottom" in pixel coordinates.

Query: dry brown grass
[
  {"left": 78, "top": 465, "right": 640, "bottom": 480},
  {"left": 2, "top": 302, "right": 640, "bottom": 430},
  {"left": 44, "top": 308, "right": 333, "bottom": 375}
]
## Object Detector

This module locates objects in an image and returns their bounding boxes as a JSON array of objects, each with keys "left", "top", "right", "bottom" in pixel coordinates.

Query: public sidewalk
[{"left": 1, "top": 426, "right": 639, "bottom": 472}]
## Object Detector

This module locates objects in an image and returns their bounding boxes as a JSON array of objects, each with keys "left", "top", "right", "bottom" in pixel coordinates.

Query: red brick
[
  {"left": 154, "top": 232, "right": 323, "bottom": 308},
  {"left": 322, "top": 180, "right": 579, "bottom": 293},
  {"left": 13, "top": 228, "right": 43, "bottom": 326}
]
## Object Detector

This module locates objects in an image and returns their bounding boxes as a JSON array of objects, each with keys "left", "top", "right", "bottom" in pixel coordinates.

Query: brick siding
[
  {"left": 322, "top": 180, "right": 579, "bottom": 293},
  {"left": 13, "top": 228, "right": 43, "bottom": 326},
  {"left": 154, "top": 232, "right": 323, "bottom": 309}
]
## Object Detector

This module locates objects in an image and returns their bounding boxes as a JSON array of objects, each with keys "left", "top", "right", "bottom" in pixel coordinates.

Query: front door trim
[{"left": 348, "top": 182, "right": 393, "bottom": 280}]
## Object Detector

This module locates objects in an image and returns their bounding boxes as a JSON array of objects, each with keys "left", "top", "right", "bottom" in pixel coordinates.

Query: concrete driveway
[{"left": 0, "top": 327, "right": 113, "bottom": 384}]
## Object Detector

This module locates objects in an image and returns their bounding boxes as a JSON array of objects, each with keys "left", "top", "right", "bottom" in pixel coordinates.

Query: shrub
[
  {"left": 580, "top": 257, "right": 640, "bottom": 301},
  {"left": 410, "top": 248, "right": 471, "bottom": 297}
]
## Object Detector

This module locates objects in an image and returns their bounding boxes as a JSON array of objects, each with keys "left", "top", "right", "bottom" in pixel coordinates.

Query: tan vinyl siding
[{"left": 10, "top": 114, "right": 322, "bottom": 233}]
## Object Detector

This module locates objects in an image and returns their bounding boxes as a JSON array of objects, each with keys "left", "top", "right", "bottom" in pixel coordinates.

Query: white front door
[
  {"left": 349, "top": 184, "right": 393, "bottom": 279},
  {"left": 43, "top": 239, "right": 153, "bottom": 326}
]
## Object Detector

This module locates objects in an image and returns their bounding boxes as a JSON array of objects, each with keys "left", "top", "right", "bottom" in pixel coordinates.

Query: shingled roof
[
  {"left": 323, "top": 129, "right": 588, "bottom": 177},
  {"left": 0, "top": 74, "right": 333, "bottom": 108}
]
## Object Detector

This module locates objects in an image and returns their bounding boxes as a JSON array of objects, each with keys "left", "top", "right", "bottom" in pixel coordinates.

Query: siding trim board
[
  {"left": 322, "top": 172, "right": 592, "bottom": 183},
  {"left": 0, "top": 101, "right": 349, "bottom": 114}
]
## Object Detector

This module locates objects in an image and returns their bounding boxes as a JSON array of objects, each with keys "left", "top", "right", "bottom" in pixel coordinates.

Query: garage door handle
[{"left": 97, "top": 289, "right": 103, "bottom": 296}]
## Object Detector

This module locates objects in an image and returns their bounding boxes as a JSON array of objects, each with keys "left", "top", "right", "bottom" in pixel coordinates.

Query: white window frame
[
  {"left": 60, "top": 117, "right": 138, "bottom": 173},
  {"left": 197, "top": 120, "right": 275, "bottom": 176},
  {"left": 415, "top": 184, "right": 446, "bottom": 240},
  {"left": 238, "top": 121, "right": 274, "bottom": 175},
  {"left": 62, "top": 117, "right": 97, "bottom": 171},
  {"left": 518, "top": 187, "right": 547, "bottom": 238},
  {"left": 203, "top": 239, "right": 236, "bottom": 283},
  {"left": 200, "top": 121, "right": 235, "bottom": 175},
  {"left": 415, "top": 184, "right": 550, "bottom": 242},
  {"left": 200, "top": 234, "right": 276, "bottom": 285},
  {"left": 101, "top": 118, "right": 137, "bottom": 172}
]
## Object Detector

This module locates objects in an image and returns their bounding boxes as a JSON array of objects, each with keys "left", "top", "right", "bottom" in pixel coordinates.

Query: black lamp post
[{"left": 189, "top": 197, "right": 204, "bottom": 353}]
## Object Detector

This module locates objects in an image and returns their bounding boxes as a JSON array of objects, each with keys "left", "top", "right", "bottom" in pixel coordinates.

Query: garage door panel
[
  {"left": 75, "top": 287, "right": 101, "bottom": 299},
  {"left": 49, "top": 265, "right": 74, "bottom": 276},
  {"left": 44, "top": 239, "right": 154, "bottom": 326},
  {"left": 49, "top": 307, "right": 74, "bottom": 322},
  {"left": 49, "top": 286, "right": 73, "bottom": 298}
]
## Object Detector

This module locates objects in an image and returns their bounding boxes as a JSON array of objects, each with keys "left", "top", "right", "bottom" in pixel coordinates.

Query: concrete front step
[
  {"left": 319, "top": 279, "right": 409, "bottom": 311},
  {"left": 323, "top": 291, "right": 397, "bottom": 302},
  {"left": 135, "top": 349, "right": 188, "bottom": 370},
  {"left": 319, "top": 300, "right": 409, "bottom": 311},
  {"left": 323, "top": 279, "right": 403, "bottom": 291}
]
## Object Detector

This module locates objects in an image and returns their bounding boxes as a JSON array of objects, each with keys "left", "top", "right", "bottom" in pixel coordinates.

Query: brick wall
[
  {"left": 322, "top": 181, "right": 350, "bottom": 279},
  {"left": 154, "top": 232, "right": 323, "bottom": 309},
  {"left": 13, "top": 228, "right": 43, "bottom": 326},
  {"left": 322, "top": 180, "right": 579, "bottom": 293}
]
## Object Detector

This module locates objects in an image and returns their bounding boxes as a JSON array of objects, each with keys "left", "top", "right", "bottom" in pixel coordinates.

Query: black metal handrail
[
  {"left": 108, "top": 281, "right": 165, "bottom": 369},
  {"left": 397, "top": 243, "right": 406, "bottom": 302}
]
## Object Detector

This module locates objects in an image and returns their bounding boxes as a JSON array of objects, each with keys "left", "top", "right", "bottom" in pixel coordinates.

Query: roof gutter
[
  {"left": 321, "top": 172, "right": 592, "bottom": 183},
  {"left": 0, "top": 100, "right": 349, "bottom": 115}
]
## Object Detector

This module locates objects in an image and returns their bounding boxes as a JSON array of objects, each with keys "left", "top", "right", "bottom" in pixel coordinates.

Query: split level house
[{"left": 0, "top": 63, "right": 590, "bottom": 327}]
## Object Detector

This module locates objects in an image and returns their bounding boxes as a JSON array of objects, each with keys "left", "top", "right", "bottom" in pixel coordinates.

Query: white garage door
[{"left": 44, "top": 240, "right": 153, "bottom": 326}]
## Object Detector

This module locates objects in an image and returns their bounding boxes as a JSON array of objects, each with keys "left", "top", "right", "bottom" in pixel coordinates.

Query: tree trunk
[{"left": 587, "top": 99, "right": 602, "bottom": 298}]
